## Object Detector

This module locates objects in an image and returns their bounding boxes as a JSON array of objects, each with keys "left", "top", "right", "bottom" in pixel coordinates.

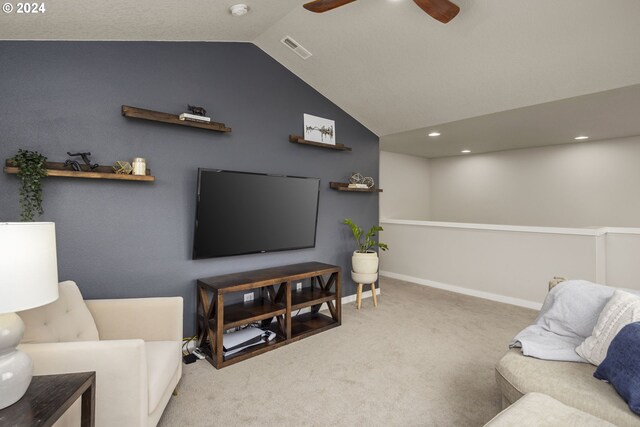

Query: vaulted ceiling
[{"left": 2, "top": 0, "right": 640, "bottom": 155}]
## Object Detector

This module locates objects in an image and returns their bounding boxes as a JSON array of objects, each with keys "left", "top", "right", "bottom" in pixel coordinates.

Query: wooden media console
[{"left": 196, "top": 262, "right": 342, "bottom": 368}]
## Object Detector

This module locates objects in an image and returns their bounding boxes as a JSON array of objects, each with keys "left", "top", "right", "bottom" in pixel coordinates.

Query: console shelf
[
  {"left": 291, "top": 287, "right": 336, "bottom": 311},
  {"left": 291, "top": 312, "right": 337, "bottom": 340},
  {"left": 196, "top": 262, "right": 341, "bottom": 369},
  {"left": 222, "top": 299, "right": 286, "bottom": 329}
]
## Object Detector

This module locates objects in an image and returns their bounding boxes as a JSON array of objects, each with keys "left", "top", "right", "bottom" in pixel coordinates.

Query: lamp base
[{"left": 0, "top": 312, "right": 33, "bottom": 409}]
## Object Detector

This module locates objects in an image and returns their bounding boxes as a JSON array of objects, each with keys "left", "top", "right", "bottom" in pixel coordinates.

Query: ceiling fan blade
[
  {"left": 303, "top": 0, "right": 356, "bottom": 13},
  {"left": 413, "top": 0, "right": 460, "bottom": 23}
]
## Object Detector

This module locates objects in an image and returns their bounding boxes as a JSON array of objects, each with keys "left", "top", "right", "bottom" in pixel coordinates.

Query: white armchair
[{"left": 17, "top": 281, "right": 183, "bottom": 427}]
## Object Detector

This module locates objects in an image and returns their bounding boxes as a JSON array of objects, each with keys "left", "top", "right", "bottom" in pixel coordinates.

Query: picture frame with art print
[{"left": 303, "top": 113, "right": 336, "bottom": 145}]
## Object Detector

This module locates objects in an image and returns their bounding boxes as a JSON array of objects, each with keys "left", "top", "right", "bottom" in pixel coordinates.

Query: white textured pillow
[
  {"left": 18, "top": 280, "right": 100, "bottom": 343},
  {"left": 576, "top": 290, "right": 640, "bottom": 365}
]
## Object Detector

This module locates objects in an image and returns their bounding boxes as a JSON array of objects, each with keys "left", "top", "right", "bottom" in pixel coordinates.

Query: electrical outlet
[
  {"left": 244, "top": 293, "right": 254, "bottom": 303},
  {"left": 296, "top": 282, "right": 302, "bottom": 291}
]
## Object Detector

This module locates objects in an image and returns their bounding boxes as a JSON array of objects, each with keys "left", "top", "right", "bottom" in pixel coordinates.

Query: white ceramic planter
[{"left": 352, "top": 250, "right": 379, "bottom": 274}]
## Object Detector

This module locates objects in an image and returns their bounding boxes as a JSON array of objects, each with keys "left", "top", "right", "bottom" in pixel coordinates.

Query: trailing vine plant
[{"left": 10, "top": 149, "right": 48, "bottom": 221}]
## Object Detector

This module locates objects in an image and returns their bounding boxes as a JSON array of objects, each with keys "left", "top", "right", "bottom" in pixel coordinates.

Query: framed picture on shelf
[{"left": 303, "top": 113, "right": 336, "bottom": 145}]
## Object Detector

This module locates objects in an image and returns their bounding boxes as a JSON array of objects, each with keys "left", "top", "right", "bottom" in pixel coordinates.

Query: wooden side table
[{"left": 0, "top": 371, "right": 96, "bottom": 427}]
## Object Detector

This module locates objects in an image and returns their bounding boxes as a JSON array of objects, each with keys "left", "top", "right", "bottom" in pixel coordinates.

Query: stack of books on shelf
[
  {"left": 348, "top": 183, "right": 369, "bottom": 189},
  {"left": 179, "top": 113, "right": 211, "bottom": 123}
]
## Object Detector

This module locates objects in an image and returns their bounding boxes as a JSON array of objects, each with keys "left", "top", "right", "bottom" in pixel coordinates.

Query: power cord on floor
[{"left": 182, "top": 336, "right": 196, "bottom": 356}]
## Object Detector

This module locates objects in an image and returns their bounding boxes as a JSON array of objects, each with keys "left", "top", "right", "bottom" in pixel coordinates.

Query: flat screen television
[{"left": 193, "top": 169, "right": 321, "bottom": 259}]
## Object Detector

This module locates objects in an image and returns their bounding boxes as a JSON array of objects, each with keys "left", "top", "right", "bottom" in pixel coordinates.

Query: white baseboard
[
  {"left": 291, "top": 287, "right": 380, "bottom": 316},
  {"left": 342, "top": 287, "right": 380, "bottom": 304},
  {"left": 379, "top": 271, "right": 542, "bottom": 310}
]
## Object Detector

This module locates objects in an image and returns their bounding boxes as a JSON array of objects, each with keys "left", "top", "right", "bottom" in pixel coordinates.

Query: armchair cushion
[
  {"left": 18, "top": 281, "right": 99, "bottom": 343},
  {"left": 146, "top": 341, "right": 181, "bottom": 414}
]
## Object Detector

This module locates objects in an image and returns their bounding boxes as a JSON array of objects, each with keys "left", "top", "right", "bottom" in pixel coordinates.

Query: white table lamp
[{"left": 0, "top": 222, "right": 59, "bottom": 409}]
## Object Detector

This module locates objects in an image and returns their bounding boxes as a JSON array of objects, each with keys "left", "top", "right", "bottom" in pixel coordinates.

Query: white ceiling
[
  {"left": 3, "top": 0, "right": 640, "bottom": 153},
  {"left": 0, "top": 0, "right": 301, "bottom": 41},
  {"left": 380, "top": 84, "right": 640, "bottom": 158}
]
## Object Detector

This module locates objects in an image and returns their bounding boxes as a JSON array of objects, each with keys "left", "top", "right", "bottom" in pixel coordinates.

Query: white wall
[
  {"left": 379, "top": 151, "right": 430, "bottom": 220},
  {"left": 605, "top": 231, "right": 640, "bottom": 287},
  {"left": 428, "top": 136, "right": 640, "bottom": 227},
  {"left": 380, "top": 221, "right": 640, "bottom": 308},
  {"left": 379, "top": 138, "right": 640, "bottom": 307}
]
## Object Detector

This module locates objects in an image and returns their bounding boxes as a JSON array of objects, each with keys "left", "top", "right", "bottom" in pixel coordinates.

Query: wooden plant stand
[{"left": 196, "top": 262, "right": 341, "bottom": 369}]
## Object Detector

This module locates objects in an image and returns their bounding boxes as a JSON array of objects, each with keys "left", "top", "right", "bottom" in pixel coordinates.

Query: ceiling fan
[{"left": 303, "top": 0, "right": 460, "bottom": 24}]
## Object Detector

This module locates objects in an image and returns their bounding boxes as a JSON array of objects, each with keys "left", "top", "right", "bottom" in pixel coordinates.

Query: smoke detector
[
  {"left": 229, "top": 4, "right": 249, "bottom": 16},
  {"left": 281, "top": 36, "right": 312, "bottom": 60}
]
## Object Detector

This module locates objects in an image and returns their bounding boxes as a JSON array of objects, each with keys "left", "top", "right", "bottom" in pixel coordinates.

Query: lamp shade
[{"left": 0, "top": 222, "right": 59, "bottom": 313}]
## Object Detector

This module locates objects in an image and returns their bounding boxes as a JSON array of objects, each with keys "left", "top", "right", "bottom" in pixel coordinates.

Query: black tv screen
[{"left": 193, "top": 169, "right": 321, "bottom": 259}]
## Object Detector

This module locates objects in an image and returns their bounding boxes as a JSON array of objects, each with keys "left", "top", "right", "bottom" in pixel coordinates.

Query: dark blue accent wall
[{"left": 0, "top": 41, "right": 379, "bottom": 334}]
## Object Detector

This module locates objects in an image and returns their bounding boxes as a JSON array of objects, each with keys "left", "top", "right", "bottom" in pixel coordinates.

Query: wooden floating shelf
[
  {"left": 122, "top": 105, "right": 232, "bottom": 133},
  {"left": 4, "top": 160, "right": 155, "bottom": 182},
  {"left": 289, "top": 135, "right": 352, "bottom": 151},
  {"left": 329, "top": 182, "right": 382, "bottom": 192}
]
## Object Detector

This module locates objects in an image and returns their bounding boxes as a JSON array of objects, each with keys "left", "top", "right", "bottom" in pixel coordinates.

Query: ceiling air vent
[{"left": 281, "top": 36, "right": 312, "bottom": 60}]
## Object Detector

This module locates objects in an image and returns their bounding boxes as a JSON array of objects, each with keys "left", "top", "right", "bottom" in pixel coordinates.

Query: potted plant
[
  {"left": 343, "top": 218, "right": 388, "bottom": 274},
  {"left": 10, "top": 149, "right": 48, "bottom": 221}
]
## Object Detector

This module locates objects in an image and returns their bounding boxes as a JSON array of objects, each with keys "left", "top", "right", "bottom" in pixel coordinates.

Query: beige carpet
[{"left": 159, "top": 277, "right": 536, "bottom": 427}]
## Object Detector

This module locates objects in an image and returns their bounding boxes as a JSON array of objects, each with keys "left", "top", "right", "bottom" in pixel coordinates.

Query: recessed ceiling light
[
  {"left": 574, "top": 136, "right": 589, "bottom": 140},
  {"left": 229, "top": 4, "right": 249, "bottom": 16},
  {"left": 461, "top": 150, "right": 471, "bottom": 154},
  {"left": 428, "top": 132, "right": 441, "bottom": 137}
]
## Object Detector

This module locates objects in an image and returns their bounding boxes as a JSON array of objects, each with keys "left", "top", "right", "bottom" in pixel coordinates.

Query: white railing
[{"left": 379, "top": 219, "right": 640, "bottom": 309}]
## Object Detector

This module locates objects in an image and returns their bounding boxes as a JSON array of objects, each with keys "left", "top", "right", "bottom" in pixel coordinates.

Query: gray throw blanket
[{"left": 510, "top": 280, "right": 640, "bottom": 362}]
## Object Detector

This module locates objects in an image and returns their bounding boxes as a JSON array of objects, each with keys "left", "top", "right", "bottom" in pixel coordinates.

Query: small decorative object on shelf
[
  {"left": 63, "top": 160, "right": 82, "bottom": 171},
  {"left": 179, "top": 105, "right": 210, "bottom": 123},
  {"left": 188, "top": 105, "right": 207, "bottom": 116},
  {"left": 113, "top": 161, "right": 133, "bottom": 175},
  {"left": 66, "top": 152, "right": 99, "bottom": 170},
  {"left": 349, "top": 172, "right": 364, "bottom": 184},
  {"left": 179, "top": 113, "right": 211, "bottom": 123},
  {"left": 131, "top": 158, "right": 146, "bottom": 176},
  {"left": 347, "top": 172, "right": 375, "bottom": 189},
  {"left": 303, "top": 113, "right": 336, "bottom": 145},
  {"left": 362, "top": 176, "right": 375, "bottom": 188}
]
